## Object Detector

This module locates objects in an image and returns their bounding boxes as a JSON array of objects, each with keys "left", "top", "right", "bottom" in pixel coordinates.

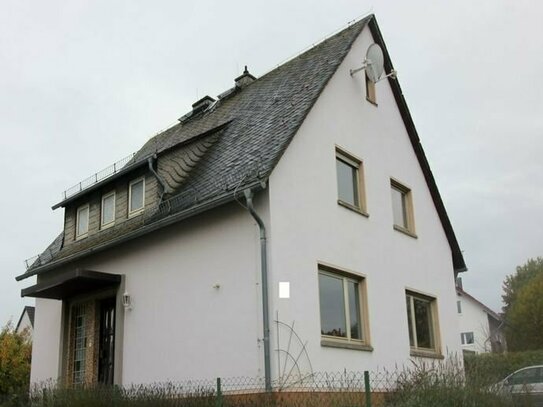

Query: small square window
[
  {"left": 391, "top": 179, "right": 415, "bottom": 236},
  {"left": 336, "top": 148, "right": 367, "bottom": 215},
  {"left": 101, "top": 191, "right": 116, "bottom": 228},
  {"left": 461, "top": 332, "right": 474, "bottom": 345},
  {"left": 76, "top": 204, "right": 89, "bottom": 239},
  {"left": 318, "top": 265, "right": 370, "bottom": 348},
  {"left": 406, "top": 291, "right": 440, "bottom": 356},
  {"left": 129, "top": 177, "right": 145, "bottom": 216}
]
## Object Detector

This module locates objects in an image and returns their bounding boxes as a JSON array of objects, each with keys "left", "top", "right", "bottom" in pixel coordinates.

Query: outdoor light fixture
[{"left": 122, "top": 291, "right": 132, "bottom": 310}]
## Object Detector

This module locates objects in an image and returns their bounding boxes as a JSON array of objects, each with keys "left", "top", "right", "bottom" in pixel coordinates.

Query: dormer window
[
  {"left": 76, "top": 204, "right": 89, "bottom": 239},
  {"left": 128, "top": 177, "right": 145, "bottom": 216},
  {"left": 101, "top": 191, "right": 116, "bottom": 228}
]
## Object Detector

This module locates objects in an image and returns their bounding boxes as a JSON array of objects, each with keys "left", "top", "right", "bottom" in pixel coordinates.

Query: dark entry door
[{"left": 98, "top": 298, "right": 116, "bottom": 385}]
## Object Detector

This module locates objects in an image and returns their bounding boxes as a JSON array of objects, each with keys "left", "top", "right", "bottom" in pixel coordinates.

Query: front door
[{"left": 98, "top": 298, "right": 116, "bottom": 385}]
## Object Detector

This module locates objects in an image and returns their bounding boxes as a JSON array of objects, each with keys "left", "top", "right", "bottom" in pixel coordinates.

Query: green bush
[
  {"left": 464, "top": 350, "right": 543, "bottom": 384},
  {"left": 386, "top": 359, "right": 515, "bottom": 407}
]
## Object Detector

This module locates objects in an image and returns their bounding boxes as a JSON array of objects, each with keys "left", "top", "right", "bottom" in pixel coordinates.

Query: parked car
[{"left": 494, "top": 365, "right": 543, "bottom": 406}]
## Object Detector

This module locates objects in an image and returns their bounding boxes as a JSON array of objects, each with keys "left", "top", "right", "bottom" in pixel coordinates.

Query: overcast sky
[{"left": 1, "top": 0, "right": 542, "bottom": 325}]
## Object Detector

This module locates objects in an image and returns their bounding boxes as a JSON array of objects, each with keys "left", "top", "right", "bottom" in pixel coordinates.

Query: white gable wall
[
  {"left": 457, "top": 293, "right": 492, "bottom": 353},
  {"left": 267, "top": 25, "right": 461, "bottom": 374}
]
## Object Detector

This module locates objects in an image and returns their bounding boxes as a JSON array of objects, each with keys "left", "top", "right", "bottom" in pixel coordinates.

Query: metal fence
[{"left": 61, "top": 153, "right": 138, "bottom": 200}]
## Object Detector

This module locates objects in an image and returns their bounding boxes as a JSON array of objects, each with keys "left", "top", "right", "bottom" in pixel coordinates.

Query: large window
[
  {"left": 336, "top": 148, "right": 367, "bottom": 215},
  {"left": 406, "top": 291, "right": 440, "bottom": 355},
  {"left": 391, "top": 179, "right": 415, "bottom": 236},
  {"left": 318, "top": 265, "right": 369, "bottom": 348},
  {"left": 101, "top": 191, "right": 116, "bottom": 228},
  {"left": 76, "top": 204, "right": 89, "bottom": 239},
  {"left": 128, "top": 177, "right": 145, "bottom": 216}
]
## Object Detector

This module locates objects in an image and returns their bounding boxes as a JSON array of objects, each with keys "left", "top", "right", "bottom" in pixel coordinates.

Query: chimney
[
  {"left": 191, "top": 95, "right": 215, "bottom": 114},
  {"left": 235, "top": 66, "right": 256, "bottom": 89},
  {"left": 456, "top": 277, "right": 463, "bottom": 290}
]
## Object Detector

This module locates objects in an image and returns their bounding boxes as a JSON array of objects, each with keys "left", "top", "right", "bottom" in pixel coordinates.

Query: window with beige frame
[
  {"left": 76, "top": 204, "right": 89, "bottom": 239},
  {"left": 318, "top": 264, "right": 371, "bottom": 351},
  {"left": 128, "top": 177, "right": 145, "bottom": 217},
  {"left": 336, "top": 147, "right": 367, "bottom": 215},
  {"left": 406, "top": 290, "right": 441, "bottom": 357},
  {"left": 391, "top": 179, "right": 416, "bottom": 236},
  {"left": 101, "top": 191, "right": 116, "bottom": 228}
]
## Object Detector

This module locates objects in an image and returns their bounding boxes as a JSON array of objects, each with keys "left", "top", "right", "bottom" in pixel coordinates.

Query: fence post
[
  {"left": 216, "top": 377, "right": 223, "bottom": 407},
  {"left": 364, "top": 371, "right": 371, "bottom": 407}
]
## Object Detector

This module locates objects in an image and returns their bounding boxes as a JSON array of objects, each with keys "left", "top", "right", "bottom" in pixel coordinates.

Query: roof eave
[
  {"left": 17, "top": 180, "right": 267, "bottom": 281},
  {"left": 51, "top": 157, "right": 151, "bottom": 210},
  {"left": 368, "top": 17, "right": 467, "bottom": 274}
]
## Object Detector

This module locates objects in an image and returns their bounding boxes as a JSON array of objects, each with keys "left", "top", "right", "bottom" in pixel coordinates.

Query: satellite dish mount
[{"left": 350, "top": 43, "right": 397, "bottom": 82}]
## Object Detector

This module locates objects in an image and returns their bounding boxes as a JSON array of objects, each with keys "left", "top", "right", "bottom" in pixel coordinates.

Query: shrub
[
  {"left": 464, "top": 350, "right": 543, "bottom": 384},
  {"left": 385, "top": 359, "right": 515, "bottom": 407}
]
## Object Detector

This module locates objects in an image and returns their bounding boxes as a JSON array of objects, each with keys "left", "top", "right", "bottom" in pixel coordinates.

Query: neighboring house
[
  {"left": 15, "top": 305, "right": 35, "bottom": 338},
  {"left": 17, "top": 15, "right": 466, "bottom": 388},
  {"left": 456, "top": 281, "right": 506, "bottom": 354}
]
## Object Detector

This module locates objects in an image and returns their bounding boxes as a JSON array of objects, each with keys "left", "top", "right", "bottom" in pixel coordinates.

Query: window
[
  {"left": 391, "top": 179, "right": 415, "bottom": 236},
  {"left": 72, "top": 304, "right": 87, "bottom": 385},
  {"left": 336, "top": 148, "right": 367, "bottom": 215},
  {"left": 76, "top": 204, "right": 89, "bottom": 239},
  {"left": 457, "top": 300, "right": 462, "bottom": 314},
  {"left": 128, "top": 177, "right": 145, "bottom": 216},
  {"left": 366, "top": 73, "right": 377, "bottom": 105},
  {"left": 318, "top": 265, "right": 370, "bottom": 349},
  {"left": 406, "top": 291, "right": 440, "bottom": 355},
  {"left": 508, "top": 367, "right": 543, "bottom": 386},
  {"left": 461, "top": 332, "right": 474, "bottom": 345},
  {"left": 101, "top": 191, "right": 115, "bottom": 228}
]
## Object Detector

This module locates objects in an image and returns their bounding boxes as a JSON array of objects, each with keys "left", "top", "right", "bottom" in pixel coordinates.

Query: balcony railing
[{"left": 61, "top": 152, "right": 137, "bottom": 200}]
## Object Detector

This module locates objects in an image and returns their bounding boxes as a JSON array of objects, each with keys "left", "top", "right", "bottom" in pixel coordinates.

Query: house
[
  {"left": 456, "top": 280, "right": 506, "bottom": 354},
  {"left": 15, "top": 305, "right": 35, "bottom": 339},
  {"left": 17, "top": 15, "right": 467, "bottom": 388}
]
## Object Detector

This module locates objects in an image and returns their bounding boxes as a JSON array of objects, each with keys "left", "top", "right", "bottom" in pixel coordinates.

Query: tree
[
  {"left": 502, "top": 257, "right": 543, "bottom": 351},
  {"left": 0, "top": 321, "right": 32, "bottom": 399},
  {"left": 502, "top": 257, "right": 543, "bottom": 315},
  {"left": 505, "top": 272, "right": 543, "bottom": 351}
]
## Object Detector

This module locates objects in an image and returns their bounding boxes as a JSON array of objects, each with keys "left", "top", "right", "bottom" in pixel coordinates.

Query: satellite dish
[{"left": 365, "top": 43, "right": 384, "bottom": 83}]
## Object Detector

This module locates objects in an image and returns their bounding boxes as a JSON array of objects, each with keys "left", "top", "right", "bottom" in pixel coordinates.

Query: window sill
[
  {"left": 410, "top": 349, "right": 444, "bottom": 360},
  {"left": 338, "top": 200, "right": 369, "bottom": 217},
  {"left": 128, "top": 209, "right": 144, "bottom": 219},
  {"left": 75, "top": 234, "right": 88, "bottom": 241},
  {"left": 101, "top": 222, "right": 115, "bottom": 230},
  {"left": 321, "top": 338, "right": 373, "bottom": 352},
  {"left": 366, "top": 97, "right": 378, "bottom": 107},
  {"left": 393, "top": 225, "right": 417, "bottom": 239}
]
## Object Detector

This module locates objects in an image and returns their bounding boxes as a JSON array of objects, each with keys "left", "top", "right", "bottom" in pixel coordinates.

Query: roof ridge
[{"left": 257, "top": 14, "right": 373, "bottom": 82}]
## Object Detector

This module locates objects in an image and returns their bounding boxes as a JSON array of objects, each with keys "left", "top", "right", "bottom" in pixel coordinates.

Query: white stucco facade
[
  {"left": 457, "top": 290, "right": 503, "bottom": 354},
  {"left": 28, "top": 23, "right": 463, "bottom": 386},
  {"left": 266, "top": 25, "right": 461, "bottom": 374}
]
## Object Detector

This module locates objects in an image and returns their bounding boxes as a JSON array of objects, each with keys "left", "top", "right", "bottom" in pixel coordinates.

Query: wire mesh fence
[{"left": 22, "top": 366, "right": 536, "bottom": 407}]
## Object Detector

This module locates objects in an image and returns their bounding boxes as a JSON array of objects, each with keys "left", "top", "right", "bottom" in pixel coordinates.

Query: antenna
[{"left": 350, "top": 43, "right": 397, "bottom": 82}]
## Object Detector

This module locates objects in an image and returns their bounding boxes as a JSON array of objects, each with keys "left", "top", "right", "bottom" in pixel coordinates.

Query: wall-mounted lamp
[{"left": 122, "top": 292, "right": 132, "bottom": 310}]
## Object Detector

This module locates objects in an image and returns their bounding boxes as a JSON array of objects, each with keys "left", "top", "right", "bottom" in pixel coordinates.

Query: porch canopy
[{"left": 21, "top": 269, "right": 121, "bottom": 299}]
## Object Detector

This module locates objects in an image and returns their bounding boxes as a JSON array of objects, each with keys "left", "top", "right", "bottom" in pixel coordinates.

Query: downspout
[
  {"left": 243, "top": 188, "right": 272, "bottom": 392},
  {"left": 147, "top": 155, "right": 172, "bottom": 200}
]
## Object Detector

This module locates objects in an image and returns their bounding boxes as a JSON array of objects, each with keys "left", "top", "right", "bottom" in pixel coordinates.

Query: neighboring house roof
[
  {"left": 16, "top": 306, "right": 35, "bottom": 331},
  {"left": 17, "top": 15, "right": 466, "bottom": 281},
  {"left": 457, "top": 288, "right": 502, "bottom": 321}
]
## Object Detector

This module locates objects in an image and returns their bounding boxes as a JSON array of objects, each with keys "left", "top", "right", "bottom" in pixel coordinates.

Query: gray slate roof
[
  {"left": 18, "top": 14, "right": 467, "bottom": 280},
  {"left": 19, "top": 17, "right": 371, "bottom": 278}
]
